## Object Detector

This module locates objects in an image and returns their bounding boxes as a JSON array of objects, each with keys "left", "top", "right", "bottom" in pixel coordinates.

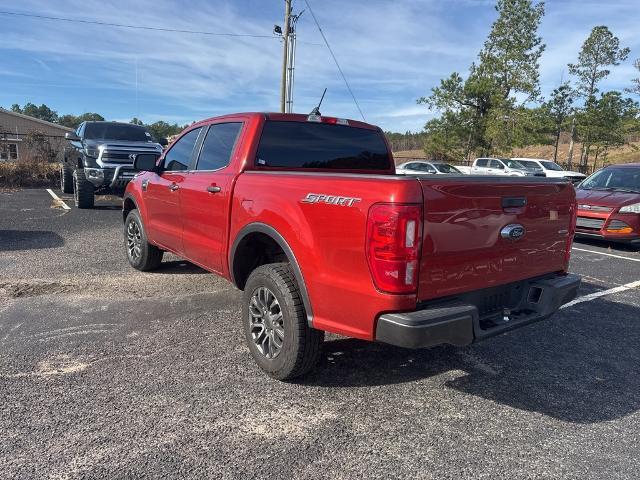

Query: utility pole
[{"left": 280, "top": 0, "right": 292, "bottom": 113}]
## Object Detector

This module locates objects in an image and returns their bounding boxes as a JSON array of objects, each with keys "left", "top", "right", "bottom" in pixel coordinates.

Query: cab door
[
  {"left": 179, "top": 122, "right": 243, "bottom": 273},
  {"left": 144, "top": 127, "right": 202, "bottom": 254}
]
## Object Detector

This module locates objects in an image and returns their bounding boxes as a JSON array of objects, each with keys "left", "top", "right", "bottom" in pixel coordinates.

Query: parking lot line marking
[
  {"left": 572, "top": 247, "right": 640, "bottom": 263},
  {"left": 561, "top": 279, "right": 640, "bottom": 309},
  {"left": 45, "top": 189, "right": 71, "bottom": 210}
]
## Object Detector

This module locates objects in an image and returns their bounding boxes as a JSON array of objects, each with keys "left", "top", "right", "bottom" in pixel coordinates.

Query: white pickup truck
[
  {"left": 470, "top": 158, "right": 546, "bottom": 177},
  {"left": 511, "top": 158, "right": 586, "bottom": 183}
]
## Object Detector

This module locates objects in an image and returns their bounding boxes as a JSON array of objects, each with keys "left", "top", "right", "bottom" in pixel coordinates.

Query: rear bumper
[{"left": 376, "top": 273, "right": 580, "bottom": 349}]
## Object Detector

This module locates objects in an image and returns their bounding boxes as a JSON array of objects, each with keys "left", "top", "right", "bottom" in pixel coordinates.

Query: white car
[
  {"left": 470, "top": 158, "right": 546, "bottom": 177},
  {"left": 396, "top": 160, "right": 463, "bottom": 175},
  {"left": 511, "top": 158, "right": 586, "bottom": 183}
]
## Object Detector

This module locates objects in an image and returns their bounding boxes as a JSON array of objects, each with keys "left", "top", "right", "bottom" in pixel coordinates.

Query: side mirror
[
  {"left": 158, "top": 137, "right": 168, "bottom": 147},
  {"left": 65, "top": 132, "right": 81, "bottom": 141},
  {"left": 134, "top": 153, "right": 160, "bottom": 172}
]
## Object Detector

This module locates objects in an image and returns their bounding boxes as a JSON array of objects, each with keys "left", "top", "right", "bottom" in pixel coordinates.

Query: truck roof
[{"left": 191, "top": 112, "right": 380, "bottom": 131}]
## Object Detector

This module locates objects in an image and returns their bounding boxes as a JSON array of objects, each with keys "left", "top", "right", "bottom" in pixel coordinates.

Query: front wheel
[
  {"left": 60, "top": 165, "right": 73, "bottom": 194},
  {"left": 242, "top": 263, "right": 323, "bottom": 380},
  {"left": 72, "top": 169, "right": 94, "bottom": 209},
  {"left": 124, "top": 209, "right": 163, "bottom": 271}
]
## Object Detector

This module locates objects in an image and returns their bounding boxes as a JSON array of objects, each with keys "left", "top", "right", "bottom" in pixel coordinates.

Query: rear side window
[
  {"left": 490, "top": 160, "right": 505, "bottom": 169},
  {"left": 163, "top": 128, "right": 201, "bottom": 171},
  {"left": 196, "top": 123, "right": 242, "bottom": 171},
  {"left": 255, "top": 121, "right": 391, "bottom": 170},
  {"left": 475, "top": 159, "right": 488, "bottom": 167}
]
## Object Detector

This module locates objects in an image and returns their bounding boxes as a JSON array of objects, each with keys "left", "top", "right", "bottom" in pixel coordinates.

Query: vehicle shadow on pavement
[
  {"left": 303, "top": 296, "right": 639, "bottom": 424},
  {"left": 574, "top": 236, "right": 640, "bottom": 253},
  {"left": 153, "top": 260, "right": 208, "bottom": 275},
  {"left": 0, "top": 230, "right": 64, "bottom": 251}
]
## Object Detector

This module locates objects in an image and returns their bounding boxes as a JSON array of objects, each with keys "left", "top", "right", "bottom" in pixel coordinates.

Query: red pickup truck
[{"left": 123, "top": 112, "right": 580, "bottom": 380}]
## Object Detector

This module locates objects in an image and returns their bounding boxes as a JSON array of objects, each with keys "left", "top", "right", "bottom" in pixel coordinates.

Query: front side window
[
  {"left": 255, "top": 121, "right": 391, "bottom": 170},
  {"left": 196, "top": 123, "right": 242, "bottom": 171},
  {"left": 163, "top": 128, "right": 201, "bottom": 171},
  {"left": 517, "top": 160, "right": 543, "bottom": 171},
  {"left": 490, "top": 160, "right": 505, "bottom": 169}
]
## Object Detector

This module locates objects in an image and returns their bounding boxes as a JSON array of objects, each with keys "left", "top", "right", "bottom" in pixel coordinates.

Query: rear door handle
[
  {"left": 207, "top": 186, "right": 221, "bottom": 193},
  {"left": 169, "top": 183, "right": 179, "bottom": 191}
]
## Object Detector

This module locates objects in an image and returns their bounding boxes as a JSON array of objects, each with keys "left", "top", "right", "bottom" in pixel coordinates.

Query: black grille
[
  {"left": 576, "top": 217, "right": 605, "bottom": 230},
  {"left": 103, "top": 152, "right": 133, "bottom": 161}
]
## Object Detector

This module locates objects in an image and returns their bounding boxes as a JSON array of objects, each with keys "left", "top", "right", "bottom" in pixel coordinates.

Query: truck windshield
[
  {"left": 255, "top": 121, "right": 391, "bottom": 170},
  {"left": 540, "top": 161, "right": 564, "bottom": 171},
  {"left": 515, "top": 160, "right": 544, "bottom": 171},
  {"left": 84, "top": 123, "right": 153, "bottom": 142}
]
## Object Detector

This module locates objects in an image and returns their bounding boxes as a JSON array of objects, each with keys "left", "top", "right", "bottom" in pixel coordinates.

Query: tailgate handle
[{"left": 502, "top": 197, "right": 527, "bottom": 208}]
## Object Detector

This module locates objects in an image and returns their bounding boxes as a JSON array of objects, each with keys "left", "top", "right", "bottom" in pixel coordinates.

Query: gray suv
[{"left": 60, "top": 121, "right": 166, "bottom": 208}]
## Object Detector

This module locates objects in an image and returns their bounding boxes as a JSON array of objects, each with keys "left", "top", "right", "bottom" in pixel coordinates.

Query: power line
[
  {"left": 0, "top": 10, "right": 276, "bottom": 39},
  {"left": 304, "top": 0, "right": 366, "bottom": 122}
]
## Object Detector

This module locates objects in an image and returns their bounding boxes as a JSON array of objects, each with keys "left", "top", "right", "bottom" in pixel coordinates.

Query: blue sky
[{"left": 1, "top": 0, "right": 639, "bottom": 132}]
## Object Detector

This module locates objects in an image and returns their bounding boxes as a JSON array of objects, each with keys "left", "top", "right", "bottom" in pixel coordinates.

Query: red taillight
[
  {"left": 563, "top": 201, "right": 577, "bottom": 272},
  {"left": 366, "top": 203, "right": 422, "bottom": 294}
]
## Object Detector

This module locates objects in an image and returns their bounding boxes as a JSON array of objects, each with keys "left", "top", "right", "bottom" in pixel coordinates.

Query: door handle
[
  {"left": 207, "top": 186, "right": 221, "bottom": 193},
  {"left": 169, "top": 183, "right": 179, "bottom": 191}
]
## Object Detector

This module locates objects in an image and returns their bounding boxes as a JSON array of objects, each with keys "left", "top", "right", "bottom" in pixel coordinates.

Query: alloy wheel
[
  {"left": 248, "top": 287, "right": 285, "bottom": 359},
  {"left": 126, "top": 220, "right": 142, "bottom": 262}
]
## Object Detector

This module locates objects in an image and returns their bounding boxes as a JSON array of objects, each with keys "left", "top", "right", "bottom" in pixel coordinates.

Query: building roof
[{"left": 0, "top": 108, "right": 74, "bottom": 132}]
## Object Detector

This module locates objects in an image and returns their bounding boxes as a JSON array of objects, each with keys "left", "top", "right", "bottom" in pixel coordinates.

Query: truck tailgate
[{"left": 417, "top": 178, "right": 575, "bottom": 301}]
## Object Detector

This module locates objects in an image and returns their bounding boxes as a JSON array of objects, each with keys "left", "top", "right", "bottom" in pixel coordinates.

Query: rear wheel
[
  {"left": 60, "top": 165, "right": 73, "bottom": 194},
  {"left": 124, "top": 209, "right": 163, "bottom": 271},
  {"left": 72, "top": 169, "right": 94, "bottom": 209},
  {"left": 242, "top": 263, "right": 323, "bottom": 380}
]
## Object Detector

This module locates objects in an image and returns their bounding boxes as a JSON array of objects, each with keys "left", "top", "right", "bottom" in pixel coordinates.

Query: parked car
[
  {"left": 396, "top": 160, "right": 462, "bottom": 175},
  {"left": 512, "top": 157, "right": 586, "bottom": 183},
  {"left": 455, "top": 165, "right": 473, "bottom": 175},
  {"left": 470, "top": 157, "right": 546, "bottom": 177},
  {"left": 123, "top": 112, "right": 580, "bottom": 380},
  {"left": 575, "top": 163, "right": 640, "bottom": 244},
  {"left": 61, "top": 121, "right": 167, "bottom": 208}
]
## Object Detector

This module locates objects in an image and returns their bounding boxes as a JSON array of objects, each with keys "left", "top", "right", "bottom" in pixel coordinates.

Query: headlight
[
  {"left": 84, "top": 147, "right": 99, "bottom": 158},
  {"left": 620, "top": 203, "right": 640, "bottom": 213}
]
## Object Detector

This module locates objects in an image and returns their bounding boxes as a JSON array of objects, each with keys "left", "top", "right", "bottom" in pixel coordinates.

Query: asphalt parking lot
[{"left": 1, "top": 188, "right": 639, "bottom": 479}]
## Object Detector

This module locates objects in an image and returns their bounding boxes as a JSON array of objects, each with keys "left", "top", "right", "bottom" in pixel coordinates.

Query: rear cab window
[{"left": 254, "top": 121, "right": 391, "bottom": 171}]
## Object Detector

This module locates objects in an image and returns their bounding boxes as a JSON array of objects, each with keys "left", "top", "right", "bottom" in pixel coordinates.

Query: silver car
[{"left": 396, "top": 160, "right": 463, "bottom": 175}]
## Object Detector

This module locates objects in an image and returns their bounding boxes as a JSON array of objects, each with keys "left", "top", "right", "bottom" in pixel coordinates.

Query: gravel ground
[{"left": 1, "top": 188, "right": 639, "bottom": 479}]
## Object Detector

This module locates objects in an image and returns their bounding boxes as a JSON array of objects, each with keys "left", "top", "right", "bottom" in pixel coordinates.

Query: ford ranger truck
[{"left": 122, "top": 112, "right": 580, "bottom": 380}]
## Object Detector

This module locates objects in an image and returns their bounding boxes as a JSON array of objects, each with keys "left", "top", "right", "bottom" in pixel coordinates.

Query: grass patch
[{"left": 0, "top": 162, "right": 60, "bottom": 188}]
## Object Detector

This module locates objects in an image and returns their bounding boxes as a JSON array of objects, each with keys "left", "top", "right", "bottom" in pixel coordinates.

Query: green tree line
[
  {"left": 6, "top": 103, "right": 186, "bottom": 142},
  {"left": 406, "top": 0, "right": 640, "bottom": 169}
]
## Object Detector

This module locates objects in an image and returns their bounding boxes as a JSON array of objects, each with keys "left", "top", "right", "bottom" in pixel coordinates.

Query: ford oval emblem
[{"left": 500, "top": 224, "right": 526, "bottom": 240}]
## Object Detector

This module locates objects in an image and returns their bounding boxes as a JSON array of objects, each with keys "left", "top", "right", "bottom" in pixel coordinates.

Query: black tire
[
  {"left": 124, "top": 209, "right": 163, "bottom": 271},
  {"left": 72, "top": 169, "right": 94, "bottom": 209},
  {"left": 242, "top": 263, "right": 323, "bottom": 380},
  {"left": 60, "top": 164, "right": 73, "bottom": 194}
]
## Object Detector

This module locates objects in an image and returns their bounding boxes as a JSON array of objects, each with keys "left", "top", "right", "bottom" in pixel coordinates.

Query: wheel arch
[{"left": 230, "top": 223, "right": 314, "bottom": 326}]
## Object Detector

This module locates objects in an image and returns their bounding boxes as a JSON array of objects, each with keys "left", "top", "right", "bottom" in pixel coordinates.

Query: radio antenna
[{"left": 309, "top": 88, "right": 327, "bottom": 116}]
